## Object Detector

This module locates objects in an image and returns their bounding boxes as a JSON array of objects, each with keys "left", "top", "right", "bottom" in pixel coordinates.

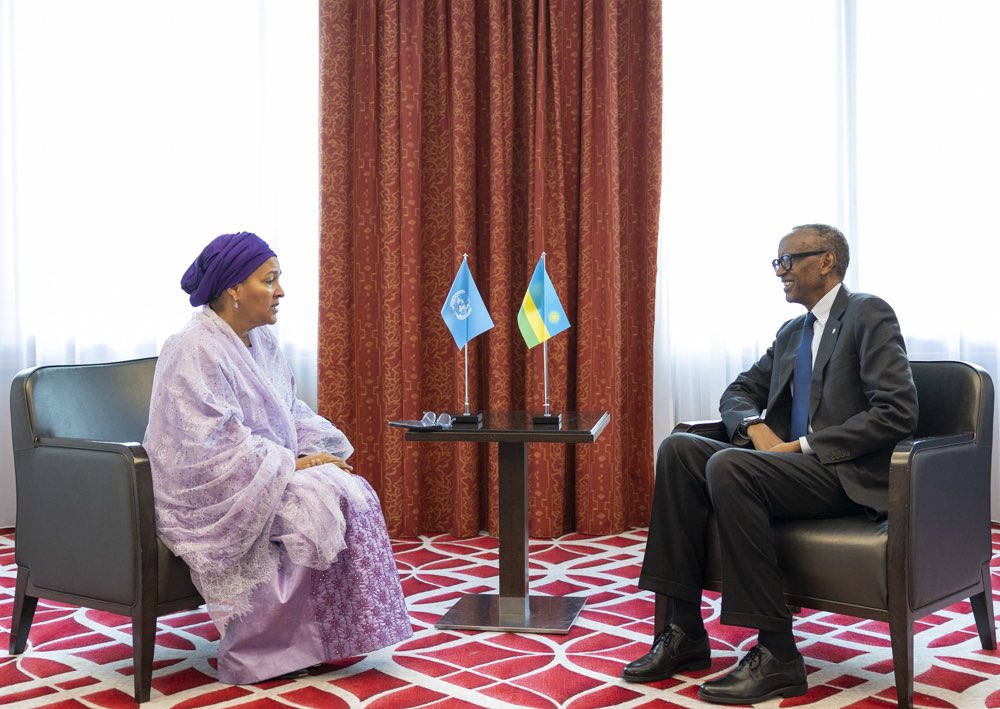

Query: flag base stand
[
  {"left": 452, "top": 412, "right": 484, "bottom": 430},
  {"left": 532, "top": 413, "right": 562, "bottom": 429}
]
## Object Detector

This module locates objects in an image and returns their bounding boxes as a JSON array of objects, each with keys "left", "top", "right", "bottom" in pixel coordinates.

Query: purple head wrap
[{"left": 181, "top": 232, "right": 277, "bottom": 307}]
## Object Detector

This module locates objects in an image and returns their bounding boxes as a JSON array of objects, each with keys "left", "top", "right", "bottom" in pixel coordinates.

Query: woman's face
[{"left": 234, "top": 257, "right": 284, "bottom": 329}]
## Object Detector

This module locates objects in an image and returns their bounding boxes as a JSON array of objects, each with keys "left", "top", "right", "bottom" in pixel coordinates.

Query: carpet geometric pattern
[{"left": 1, "top": 527, "right": 998, "bottom": 708}]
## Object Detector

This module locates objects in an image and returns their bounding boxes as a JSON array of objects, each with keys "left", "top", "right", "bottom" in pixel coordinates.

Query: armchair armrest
[
  {"left": 672, "top": 420, "right": 727, "bottom": 442},
  {"left": 888, "top": 432, "right": 987, "bottom": 610},
  {"left": 36, "top": 436, "right": 145, "bottom": 455},
  {"left": 14, "top": 437, "right": 155, "bottom": 606},
  {"left": 889, "top": 432, "right": 976, "bottom": 520}
]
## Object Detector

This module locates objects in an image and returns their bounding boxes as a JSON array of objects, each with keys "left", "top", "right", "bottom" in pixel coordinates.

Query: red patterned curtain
[{"left": 318, "top": 0, "right": 661, "bottom": 538}]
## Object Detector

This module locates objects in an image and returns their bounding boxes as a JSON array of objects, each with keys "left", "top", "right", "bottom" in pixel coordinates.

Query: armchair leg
[
  {"left": 970, "top": 562, "right": 998, "bottom": 650},
  {"left": 132, "top": 603, "right": 157, "bottom": 703},
  {"left": 9, "top": 567, "right": 38, "bottom": 655},
  {"left": 888, "top": 606, "right": 914, "bottom": 709}
]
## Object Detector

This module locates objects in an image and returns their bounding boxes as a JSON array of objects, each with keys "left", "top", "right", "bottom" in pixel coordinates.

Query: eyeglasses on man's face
[{"left": 771, "top": 250, "right": 829, "bottom": 273}]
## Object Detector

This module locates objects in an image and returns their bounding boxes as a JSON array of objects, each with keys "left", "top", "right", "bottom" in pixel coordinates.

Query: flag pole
[
  {"left": 462, "top": 253, "right": 470, "bottom": 416},
  {"left": 452, "top": 252, "right": 483, "bottom": 429},
  {"left": 463, "top": 343, "right": 470, "bottom": 416},
  {"left": 543, "top": 340, "right": 550, "bottom": 416},
  {"left": 528, "top": 251, "right": 561, "bottom": 429},
  {"left": 541, "top": 252, "right": 550, "bottom": 417}
]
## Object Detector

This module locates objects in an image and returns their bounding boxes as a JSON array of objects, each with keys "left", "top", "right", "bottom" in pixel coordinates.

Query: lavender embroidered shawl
[{"left": 144, "top": 307, "right": 366, "bottom": 630}]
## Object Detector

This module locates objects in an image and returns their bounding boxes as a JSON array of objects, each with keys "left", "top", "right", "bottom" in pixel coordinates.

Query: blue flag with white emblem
[{"left": 441, "top": 257, "right": 494, "bottom": 349}]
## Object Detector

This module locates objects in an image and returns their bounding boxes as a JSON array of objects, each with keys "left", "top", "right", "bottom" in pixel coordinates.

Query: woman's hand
[{"left": 295, "top": 452, "right": 354, "bottom": 473}]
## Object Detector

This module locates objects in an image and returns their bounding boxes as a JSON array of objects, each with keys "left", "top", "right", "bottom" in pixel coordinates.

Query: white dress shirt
[{"left": 798, "top": 282, "right": 842, "bottom": 454}]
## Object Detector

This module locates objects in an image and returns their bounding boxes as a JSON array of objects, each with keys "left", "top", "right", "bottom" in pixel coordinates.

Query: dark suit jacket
[{"left": 719, "top": 285, "right": 919, "bottom": 512}]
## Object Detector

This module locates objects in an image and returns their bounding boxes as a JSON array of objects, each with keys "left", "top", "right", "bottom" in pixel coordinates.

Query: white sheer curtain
[
  {"left": 654, "top": 0, "right": 1000, "bottom": 517},
  {"left": 0, "top": 0, "right": 319, "bottom": 527}
]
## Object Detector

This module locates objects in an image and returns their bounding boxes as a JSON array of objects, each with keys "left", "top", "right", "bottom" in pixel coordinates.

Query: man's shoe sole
[
  {"left": 621, "top": 657, "right": 711, "bottom": 683},
  {"left": 698, "top": 681, "right": 807, "bottom": 704}
]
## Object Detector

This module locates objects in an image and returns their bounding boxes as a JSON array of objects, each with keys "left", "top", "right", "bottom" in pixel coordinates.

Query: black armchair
[
  {"left": 8, "top": 357, "right": 204, "bottom": 703},
  {"left": 653, "top": 360, "right": 996, "bottom": 708}
]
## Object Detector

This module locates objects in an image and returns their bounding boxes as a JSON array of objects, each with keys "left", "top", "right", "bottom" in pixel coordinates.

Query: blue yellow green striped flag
[{"left": 517, "top": 255, "right": 570, "bottom": 348}]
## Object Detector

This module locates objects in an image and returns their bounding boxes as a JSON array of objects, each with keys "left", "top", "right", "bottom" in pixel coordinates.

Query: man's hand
[
  {"left": 767, "top": 440, "right": 803, "bottom": 454},
  {"left": 295, "top": 452, "right": 354, "bottom": 473},
  {"left": 747, "top": 422, "right": 802, "bottom": 453},
  {"left": 746, "top": 422, "right": 783, "bottom": 451},
  {"left": 746, "top": 422, "right": 804, "bottom": 453}
]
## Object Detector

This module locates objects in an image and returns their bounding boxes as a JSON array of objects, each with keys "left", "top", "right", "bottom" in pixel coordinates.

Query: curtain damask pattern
[{"left": 318, "top": 0, "right": 661, "bottom": 538}]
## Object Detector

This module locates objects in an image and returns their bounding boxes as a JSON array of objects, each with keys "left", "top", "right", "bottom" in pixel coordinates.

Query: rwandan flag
[
  {"left": 441, "top": 256, "right": 495, "bottom": 349},
  {"left": 517, "top": 255, "right": 570, "bottom": 348}
]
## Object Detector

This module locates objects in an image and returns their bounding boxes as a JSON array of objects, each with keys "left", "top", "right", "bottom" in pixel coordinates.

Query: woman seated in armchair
[{"left": 144, "top": 231, "right": 412, "bottom": 684}]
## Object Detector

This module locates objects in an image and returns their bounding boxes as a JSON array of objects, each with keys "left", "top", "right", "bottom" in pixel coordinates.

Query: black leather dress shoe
[
  {"left": 621, "top": 623, "right": 711, "bottom": 683},
  {"left": 698, "top": 645, "right": 807, "bottom": 704}
]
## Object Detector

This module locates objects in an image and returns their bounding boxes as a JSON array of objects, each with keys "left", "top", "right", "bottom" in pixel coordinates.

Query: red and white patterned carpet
[{"left": 2, "top": 527, "right": 999, "bottom": 708}]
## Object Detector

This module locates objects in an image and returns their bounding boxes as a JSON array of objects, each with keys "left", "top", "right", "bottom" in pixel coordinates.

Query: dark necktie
[{"left": 790, "top": 312, "right": 817, "bottom": 440}]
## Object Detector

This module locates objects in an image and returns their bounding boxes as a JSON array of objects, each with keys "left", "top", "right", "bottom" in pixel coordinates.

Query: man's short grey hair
[{"left": 793, "top": 223, "right": 849, "bottom": 278}]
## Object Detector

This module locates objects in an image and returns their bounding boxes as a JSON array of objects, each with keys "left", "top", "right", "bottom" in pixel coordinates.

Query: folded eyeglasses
[{"left": 421, "top": 411, "right": 453, "bottom": 429}]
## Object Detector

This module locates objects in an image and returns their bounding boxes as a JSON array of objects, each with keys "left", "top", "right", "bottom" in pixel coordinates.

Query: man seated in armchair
[{"left": 624, "top": 223, "right": 919, "bottom": 704}]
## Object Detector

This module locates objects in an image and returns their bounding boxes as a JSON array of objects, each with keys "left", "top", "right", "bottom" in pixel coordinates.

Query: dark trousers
[{"left": 638, "top": 432, "right": 864, "bottom": 631}]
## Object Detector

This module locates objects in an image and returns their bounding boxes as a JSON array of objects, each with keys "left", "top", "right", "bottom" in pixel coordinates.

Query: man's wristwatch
[{"left": 740, "top": 415, "right": 765, "bottom": 437}]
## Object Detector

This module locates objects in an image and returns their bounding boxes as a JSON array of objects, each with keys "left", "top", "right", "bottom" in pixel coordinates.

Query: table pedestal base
[{"left": 435, "top": 594, "right": 586, "bottom": 634}]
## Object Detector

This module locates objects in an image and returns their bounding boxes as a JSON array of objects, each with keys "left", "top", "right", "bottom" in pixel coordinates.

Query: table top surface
[{"left": 398, "top": 411, "right": 611, "bottom": 443}]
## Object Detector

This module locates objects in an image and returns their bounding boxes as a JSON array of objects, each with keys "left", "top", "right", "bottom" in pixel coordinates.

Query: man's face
[{"left": 774, "top": 229, "right": 831, "bottom": 310}]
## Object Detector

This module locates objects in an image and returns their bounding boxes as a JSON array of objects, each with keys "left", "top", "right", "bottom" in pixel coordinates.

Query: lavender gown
[{"left": 144, "top": 307, "right": 411, "bottom": 684}]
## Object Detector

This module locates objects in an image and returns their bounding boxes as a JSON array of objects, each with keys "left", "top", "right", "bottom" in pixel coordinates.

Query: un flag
[{"left": 441, "top": 258, "right": 494, "bottom": 349}]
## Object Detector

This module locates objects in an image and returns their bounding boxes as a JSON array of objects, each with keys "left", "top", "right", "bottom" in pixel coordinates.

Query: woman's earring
[{"left": 233, "top": 300, "right": 239, "bottom": 310}]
